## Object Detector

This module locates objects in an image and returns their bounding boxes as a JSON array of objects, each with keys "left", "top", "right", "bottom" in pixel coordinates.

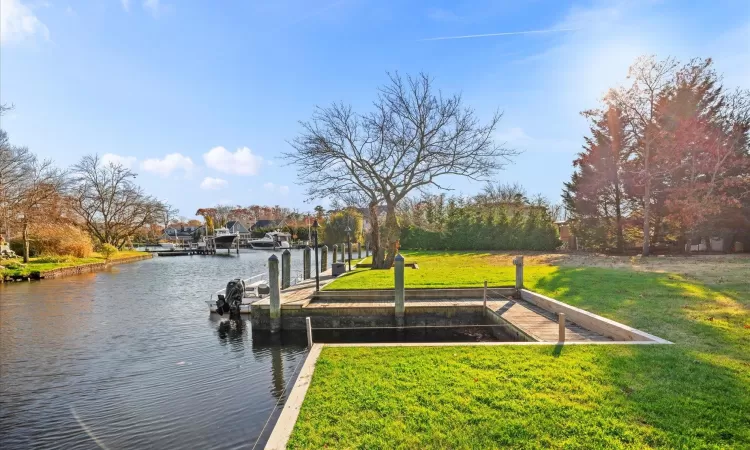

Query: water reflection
[{"left": 0, "top": 252, "right": 311, "bottom": 450}]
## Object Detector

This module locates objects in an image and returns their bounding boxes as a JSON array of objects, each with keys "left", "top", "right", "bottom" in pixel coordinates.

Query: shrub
[
  {"left": 20, "top": 223, "right": 94, "bottom": 258},
  {"left": 100, "top": 244, "right": 118, "bottom": 262}
]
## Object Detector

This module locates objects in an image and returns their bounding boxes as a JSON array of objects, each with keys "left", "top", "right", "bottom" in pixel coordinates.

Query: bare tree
[
  {"left": 288, "top": 73, "right": 517, "bottom": 268},
  {"left": 12, "top": 155, "right": 68, "bottom": 262},
  {"left": 70, "top": 155, "right": 166, "bottom": 249},
  {"left": 0, "top": 130, "right": 34, "bottom": 241},
  {"left": 606, "top": 55, "right": 679, "bottom": 256}
]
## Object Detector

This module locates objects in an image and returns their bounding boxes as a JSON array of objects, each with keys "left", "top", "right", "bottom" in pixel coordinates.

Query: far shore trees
[
  {"left": 287, "top": 73, "right": 517, "bottom": 268},
  {"left": 71, "top": 155, "right": 167, "bottom": 249}
]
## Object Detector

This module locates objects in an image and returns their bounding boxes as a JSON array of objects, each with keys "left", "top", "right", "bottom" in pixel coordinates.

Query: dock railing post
[
  {"left": 269, "top": 255, "right": 281, "bottom": 333},
  {"left": 394, "top": 253, "right": 405, "bottom": 327},
  {"left": 332, "top": 245, "right": 338, "bottom": 266},
  {"left": 281, "top": 249, "right": 291, "bottom": 289},
  {"left": 303, "top": 246, "right": 311, "bottom": 280},
  {"left": 306, "top": 317, "right": 313, "bottom": 348},
  {"left": 513, "top": 256, "right": 524, "bottom": 291},
  {"left": 558, "top": 312, "right": 566, "bottom": 342},
  {"left": 320, "top": 245, "right": 328, "bottom": 273},
  {"left": 483, "top": 280, "right": 488, "bottom": 313}
]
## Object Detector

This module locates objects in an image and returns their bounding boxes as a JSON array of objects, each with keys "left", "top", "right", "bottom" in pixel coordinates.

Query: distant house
[
  {"left": 163, "top": 226, "right": 198, "bottom": 243},
  {"left": 251, "top": 219, "right": 282, "bottom": 231},
  {"left": 225, "top": 221, "right": 249, "bottom": 234}
]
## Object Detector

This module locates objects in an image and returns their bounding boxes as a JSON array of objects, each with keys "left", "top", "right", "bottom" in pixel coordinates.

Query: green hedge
[{"left": 400, "top": 207, "right": 561, "bottom": 251}]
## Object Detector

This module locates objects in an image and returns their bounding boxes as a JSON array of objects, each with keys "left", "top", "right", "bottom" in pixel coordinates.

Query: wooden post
[
  {"left": 558, "top": 313, "right": 566, "bottom": 342},
  {"left": 303, "top": 246, "right": 311, "bottom": 279},
  {"left": 269, "top": 255, "right": 281, "bottom": 333},
  {"left": 483, "top": 280, "right": 488, "bottom": 312},
  {"left": 281, "top": 249, "right": 291, "bottom": 289},
  {"left": 357, "top": 242, "right": 362, "bottom": 259},
  {"left": 320, "top": 245, "right": 328, "bottom": 273},
  {"left": 332, "top": 244, "right": 338, "bottom": 265},
  {"left": 306, "top": 317, "right": 313, "bottom": 348},
  {"left": 513, "top": 256, "right": 524, "bottom": 290},
  {"left": 394, "top": 253, "right": 405, "bottom": 327},
  {"left": 236, "top": 235, "right": 239, "bottom": 254},
  {"left": 340, "top": 244, "right": 345, "bottom": 262}
]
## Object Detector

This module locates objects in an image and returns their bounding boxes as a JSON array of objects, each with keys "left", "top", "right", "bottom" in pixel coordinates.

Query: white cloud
[
  {"left": 263, "top": 182, "right": 289, "bottom": 195},
  {"left": 141, "top": 153, "right": 194, "bottom": 177},
  {"left": 200, "top": 177, "right": 228, "bottom": 190},
  {"left": 203, "top": 146, "right": 263, "bottom": 176},
  {"left": 121, "top": 0, "right": 130, "bottom": 11},
  {"left": 101, "top": 153, "right": 136, "bottom": 169},
  {"left": 0, "top": 0, "right": 50, "bottom": 45}
]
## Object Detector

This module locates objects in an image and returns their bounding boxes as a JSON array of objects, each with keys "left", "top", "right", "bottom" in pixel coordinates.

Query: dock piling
[
  {"left": 357, "top": 242, "right": 362, "bottom": 259},
  {"left": 340, "top": 244, "right": 345, "bottom": 262},
  {"left": 269, "top": 255, "right": 281, "bottom": 333},
  {"left": 281, "top": 249, "right": 291, "bottom": 289},
  {"left": 306, "top": 317, "right": 313, "bottom": 348},
  {"left": 394, "top": 253, "right": 405, "bottom": 327},
  {"left": 558, "top": 312, "right": 566, "bottom": 342},
  {"left": 320, "top": 245, "right": 328, "bottom": 273},
  {"left": 332, "top": 245, "right": 338, "bottom": 266},
  {"left": 303, "top": 246, "right": 311, "bottom": 279},
  {"left": 513, "top": 256, "right": 524, "bottom": 290}
]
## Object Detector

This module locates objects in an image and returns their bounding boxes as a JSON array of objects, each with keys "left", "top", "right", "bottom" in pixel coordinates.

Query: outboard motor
[{"left": 215, "top": 278, "right": 245, "bottom": 319}]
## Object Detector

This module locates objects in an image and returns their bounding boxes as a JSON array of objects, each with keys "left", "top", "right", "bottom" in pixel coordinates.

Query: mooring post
[
  {"left": 269, "top": 255, "right": 281, "bottom": 333},
  {"left": 332, "top": 244, "right": 338, "bottom": 266},
  {"left": 281, "top": 249, "right": 291, "bottom": 289},
  {"left": 513, "top": 256, "right": 524, "bottom": 290},
  {"left": 306, "top": 317, "right": 313, "bottom": 348},
  {"left": 558, "top": 312, "right": 566, "bottom": 342},
  {"left": 320, "top": 245, "right": 328, "bottom": 273},
  {"left": 357, "top": 242, "right": 362, "bottom": 259},
  {"left": 303, "top": 246, "right": 311, "bottom": 279},
  {"left": 394, "top": 253, "right": 405, "bottom": 327},
  {"left": 483, "top": 280, "right": 488, "bottom": 311},
  {"left": 236, "top": 236, "right": 240, "bottom": 254}
]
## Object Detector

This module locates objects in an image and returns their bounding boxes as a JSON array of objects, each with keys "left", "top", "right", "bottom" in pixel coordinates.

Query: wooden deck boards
[{"left": 487, "top": 299, "right": 610, "bottom": 342}]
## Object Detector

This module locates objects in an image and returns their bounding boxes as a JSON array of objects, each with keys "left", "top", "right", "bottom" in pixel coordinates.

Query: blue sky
[{"left": 1, "top": 0, "right": 748, "bottom": 219}]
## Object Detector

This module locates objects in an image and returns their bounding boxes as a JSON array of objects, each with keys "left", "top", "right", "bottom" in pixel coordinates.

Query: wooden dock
[{"left": 250, "top": 277, "right": 609, "bottom": 342}]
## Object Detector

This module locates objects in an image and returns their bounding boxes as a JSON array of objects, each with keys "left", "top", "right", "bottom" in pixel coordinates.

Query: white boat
[
  {"left": 213, "top": 227, "right": 239, "bottom": 250},
  {"left": 249, "top": 231, "right": 292, "bottom": 250},
  {"left": 206, "top": 274, "right": 267, "bottom": 314}
]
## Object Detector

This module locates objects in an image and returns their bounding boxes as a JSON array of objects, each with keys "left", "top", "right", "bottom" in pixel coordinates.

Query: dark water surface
[{"left": 0, "top": 250, "right": 312, "bottom": 449}]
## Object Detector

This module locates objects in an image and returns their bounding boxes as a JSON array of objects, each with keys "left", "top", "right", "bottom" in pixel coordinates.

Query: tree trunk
[
  {"left": 382, "top": 202, "right": 399, "bottom": 269},
  {"left": 22, "top": 221, "right": 30, "bottom": 263},
  {"left": 369, "top": 201, "right": 384, "bottom": 269},
  {"left": 614, "top": 178, "right": 625, "bottom": 254},
  {"left": 642, "top": 142, "right": 651, "bottom": 257}
]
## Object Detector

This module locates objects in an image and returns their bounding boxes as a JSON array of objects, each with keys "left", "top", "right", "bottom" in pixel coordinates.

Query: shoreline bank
[{"left": 1, "top": 253, "right": 153, "bottom": 283}]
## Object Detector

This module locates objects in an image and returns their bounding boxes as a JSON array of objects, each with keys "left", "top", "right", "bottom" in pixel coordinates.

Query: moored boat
[{"left": 249, "top": 231, "right": 292, "bottom": 250}]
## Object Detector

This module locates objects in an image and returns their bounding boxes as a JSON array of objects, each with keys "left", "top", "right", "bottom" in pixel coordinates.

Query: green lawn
[
  {"left": 329, "top": 252, "right": 537, "bottom": 289},
  {"left": 1, "top": 250, "right": 148, "bottom": 279},
  {"left": 289, "top": 253, "right": 750, "bottom": 449}
]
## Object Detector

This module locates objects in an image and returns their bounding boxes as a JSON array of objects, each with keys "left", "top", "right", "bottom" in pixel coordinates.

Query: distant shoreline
[{"left": 1, "top": 252, "right": 153, "bottom": 283}]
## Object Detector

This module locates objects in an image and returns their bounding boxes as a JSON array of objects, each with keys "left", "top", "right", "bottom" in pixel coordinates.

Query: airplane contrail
[{"left": 419, "top": 28, "right": 579, "bottom": 41}]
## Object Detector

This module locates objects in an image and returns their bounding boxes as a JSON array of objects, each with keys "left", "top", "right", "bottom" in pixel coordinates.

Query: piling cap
[
  {"left": 282, "top": 249, "right": 291, "bottom": 255},
  {"left": 269, "top": 254, "right": 278, "bottom": 262},
  {"left": 395, "top": 253, "right": 404, "bottom": 261}
]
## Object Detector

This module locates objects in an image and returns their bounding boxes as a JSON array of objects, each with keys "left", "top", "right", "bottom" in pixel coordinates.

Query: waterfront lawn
[
  {"left": 289, "top": 263, "right": 750, "bottom": 448},
  {"left": 1, "top": 250, "right": 147, "bottom": 278},
  {"left": 330, "top": 251, "right": 559, "bottom": 289}
]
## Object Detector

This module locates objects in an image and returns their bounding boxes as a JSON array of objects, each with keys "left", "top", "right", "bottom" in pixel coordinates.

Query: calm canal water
[{"left": 0, "top": 250, "right": 314, "bottom": 449}]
